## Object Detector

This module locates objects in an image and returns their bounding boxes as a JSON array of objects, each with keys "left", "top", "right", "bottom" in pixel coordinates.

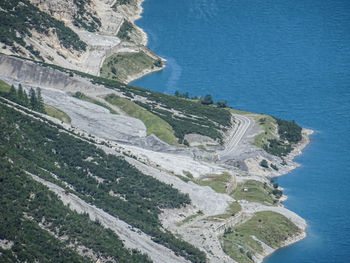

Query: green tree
[
  {"left": 216, "top": 100, "right": 227, "bottom": 108},
  {"left": 36, "top": 87, "right": 45, "bottom": 113},
  {"left": 154, "top": 59, "right": 162, "bottom": 67},
  {"left": 260, "top": 159, "right": 269, "bottom": 168},
  {"left": 201, "top": 94, "right": 213, "bottom": 105},
  {"left": 22, "top": 89, "right": 29, "bottom": 107},
  {"left": 17, "top": 84, "right": 24, "bottom": 104},
  {"left": 8, "top": 85, "right": 17, "bottom": 101},
  {"left": 29, "top": 88, "right": 37, "bottom": 110}
]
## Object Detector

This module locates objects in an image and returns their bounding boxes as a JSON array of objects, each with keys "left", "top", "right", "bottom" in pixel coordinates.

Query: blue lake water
[{"left": 133, "top": 0, "right": 350, "bottom": 262}]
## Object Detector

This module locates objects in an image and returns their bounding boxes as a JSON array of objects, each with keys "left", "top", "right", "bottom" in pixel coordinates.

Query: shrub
[{"left": 260, "top": 159, "right": 269, "bottom": 168}]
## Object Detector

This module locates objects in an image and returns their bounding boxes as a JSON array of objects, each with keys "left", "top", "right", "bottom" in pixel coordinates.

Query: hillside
[
  {"left": 0, "top": 0, "right": 163, "bottom": 82},
  {"left": 0, "top": 1, "right": 312, "bottom": 263}
]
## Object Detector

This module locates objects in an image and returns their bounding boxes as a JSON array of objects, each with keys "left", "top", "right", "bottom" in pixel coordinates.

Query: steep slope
[
  {"left": 0, "top": 1, "right": 312, "bottom": 262},
  {"left": 0, "top": 54, "right": 311, "bottom": 263},
  {"left": 0, "top": 100, "right": 206, "bottom": 262},
  {"left": 0, "top": 0, "right": 162, "bottom": 82}
]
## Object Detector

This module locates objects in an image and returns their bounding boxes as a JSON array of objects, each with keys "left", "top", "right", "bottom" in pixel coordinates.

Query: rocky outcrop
[{"left": 1, "top": 0, "right": 160, "bottom": 81}]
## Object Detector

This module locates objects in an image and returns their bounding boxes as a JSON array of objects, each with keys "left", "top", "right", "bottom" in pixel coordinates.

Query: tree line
[
  {"left": 174, "top": 90, "right": 228, "bottom": 108},
  {"left": 5, "top": 84, "right": 45, "bottom": 113}
]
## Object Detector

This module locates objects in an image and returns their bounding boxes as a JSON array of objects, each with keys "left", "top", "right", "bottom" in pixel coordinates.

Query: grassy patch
[
  {"left": 226, "top": 107, "right": 252, "bottom": 115},
  {"left": 177, "top": 210, "right": 204, "bottom": 226},
  {"left": 0, "top": 80, "right": 11, "bottom": 93},
  {"left": 233, "top": 180, "right": 277, "bottom": 205},
  {"left": 222, "top": 230, "right": 262, "bottom": 263},
  {"left": 73, "top": 92, "right": 118, "bottom": 114},
  {"left": 100, "top": 52, "right": 159, "bottom": 82},
  {"left": 197, "top": 172, "right": 232, "bottom": 194},
  {"left": 253, "top": 115, "right": 302, "bottom": 157},
  {"left": 253, "top": 114, "right": 278, "bottom": 148},
  {"left": 222, "top": 211, "right": 301, "bottom": 262},
  {"left": 105, "top": 94, "right": 178, "bottom": 145},
  {"left": 44, "top": 104, "right": 71, "bottom": 123},
  {"left": 183, "top": 170, "right": 194, "bottom": 179},
  {"left": 207, "top": 201, "right": 242, "bottom": 221}
]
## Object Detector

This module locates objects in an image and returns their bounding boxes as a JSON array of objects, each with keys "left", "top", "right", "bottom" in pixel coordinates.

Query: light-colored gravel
[{"left": 29, "top": 173, "right": 189, "bottom": 263}]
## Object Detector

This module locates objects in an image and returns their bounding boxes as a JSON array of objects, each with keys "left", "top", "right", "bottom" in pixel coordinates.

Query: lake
[{"left": 133, "top": 0, "right": 350, "bottom": 262}]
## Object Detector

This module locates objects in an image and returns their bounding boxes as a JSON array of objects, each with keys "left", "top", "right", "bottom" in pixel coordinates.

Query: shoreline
[
  {"left": 257, "top": 231, "right": 307, "bottom": 263},
  {"left": 125, "top": 63, "right": 166, "bottom": 84},
  {"left": 123, "top": 0, "right": 167, "bottom": 84},
  {"left": 113, "top": 1, "right": 313, "bottom": 262},
  {"left": 265, "top": 127, "right": 314, "bottom": 180},
  {"left": 257, "top": 128, "right": 314, "bottom": 262}
]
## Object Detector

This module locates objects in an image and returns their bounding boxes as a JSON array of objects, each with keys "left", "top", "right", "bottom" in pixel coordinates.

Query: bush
[
  {"left": 275, "top": 118, "right": 302, "bottom": 143},
  {"left": 201, "top": 94, "right": 213, "bottom": 105},
  {"left": 271, "top": 164, "right": 279, "bottom": 171},
  {"left": 217, "top": 100, "right": 227, "bottom": 108},
  {"left": 260, "top": 159, "right": 269, "bottom": 168}
]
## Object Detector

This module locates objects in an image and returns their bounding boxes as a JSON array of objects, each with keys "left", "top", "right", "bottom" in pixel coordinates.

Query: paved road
[{"left": 219, "top": 114, "right": 251, "bottom": 159}]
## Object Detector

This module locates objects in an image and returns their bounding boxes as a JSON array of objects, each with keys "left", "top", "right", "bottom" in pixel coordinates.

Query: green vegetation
[
  {"left": 112, "top": 0, "right": 134, "bottom": 8},
  {"left": 233, "top": 180, "right": 278, "bottom": 205},
  {"left": 177, "top": 210, "right": 204, "bottom": 226},
  {"left": 276, "top": 118, "right": 302, "bottom": 143},
  {"left": 226, "top": 107, "right": 252, "bottom": 115},
  {"left": 0, "top": 79, "right": 11, "bottom": 93},
  {"left": 0, "top": 161, "right": 151, "bottom": 262},
  {"left": 207, "top": 201, "right": 242, "bottom": 221},
  {"left": 222, "top": 211, "right": 300, "bottom": 263},
  {"left": 263, "top": 139, "right": 293, "bottom": 157},
  {"left": 0, "top": 0, "right": 86, "bottom": 56},
  {"left": 100, "top": 52, "right": 159, "bottom": 82},
  {"left": 105, "top": 94, "right": 179, "bottom": 145},
  {"left": 73, "top": 91, "right": 118, "bottom": 114},
  {"left": 271, "top": 163, "right": 279, "bottom": 171},
  {"left": 1, "top": 80, "right": 72, "bottom": 122},
  {"left": 44, "top": 104, "right": 72, "bottom": 123},
  {"left": 253, "top": 115, "right": 278, "bottom": 148},
  {"left": 31, "top": 60, "right": 233, "bottom": 143},
  {"left": 216, "top": 100, "right": 228, "bottom": 108},
  {"left": 117, "top": 19, "right": 134, "bottom": 40},
  {"left": 134, "top": 97, "right": 231, "bottom": 143},
  {"left": 197, "top": 172, "right": 232, "bottom": 194},
  {"left": 253, "top": 114, "right": 302, "bottom": 157},
  {"left": 1, "top": 83, "right": 46, "bottom": 114},
  {"left": 222, "top": 228, "right": 263, "bottom": 263},
  {"left": 200, "top": 94, "right": 213, "bottom": 105},
  {"left": 260, "top": 159, "right": 269, "bottom": 168},
  {"left": 0, "top": 102, "right": 206, "bottom": 262},
  {"left": 174, "top": 90, "right": 190, "bottom": 98},
  {"left": 72, "top": 0, "right": 101, "bottom": 32}
]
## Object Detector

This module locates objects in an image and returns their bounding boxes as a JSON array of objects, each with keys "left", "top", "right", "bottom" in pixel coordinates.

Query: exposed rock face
[
  {"left": 30, "top": 0, "right": 100, "bottom": 28},
  {"left": 1, "top": 0, "right": 156, "bottom": 80}
]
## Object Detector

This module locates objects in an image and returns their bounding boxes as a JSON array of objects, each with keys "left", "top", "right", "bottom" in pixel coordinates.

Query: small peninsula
[{"left": 0, "top": 1, "right": 312, "bottom": 263}]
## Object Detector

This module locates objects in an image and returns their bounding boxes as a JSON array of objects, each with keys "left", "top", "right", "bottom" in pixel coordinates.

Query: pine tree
[
  {"left": 23, "top": 90, "right": 29, "bottom": 107},
  {"left": 8, "top": 85, "right": 17, "bottom": 101},
  {"left": 36, "top": 87, "right": 45, "bottom": 113},
  {"left": 29, "top": 88, "right": 37, "bottom": 110},
  {"left": 17, "top": 84, "right": 24, "bottom": 104}
]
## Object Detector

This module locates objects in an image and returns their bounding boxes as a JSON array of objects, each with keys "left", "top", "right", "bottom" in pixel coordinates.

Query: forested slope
[{"left": 0, "top": 100, "right": 206, "bottom": 262}]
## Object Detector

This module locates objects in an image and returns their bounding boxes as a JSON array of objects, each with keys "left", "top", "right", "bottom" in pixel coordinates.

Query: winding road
[{"left": 219, "top": 114, "right": 251, "bottom": 159}]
